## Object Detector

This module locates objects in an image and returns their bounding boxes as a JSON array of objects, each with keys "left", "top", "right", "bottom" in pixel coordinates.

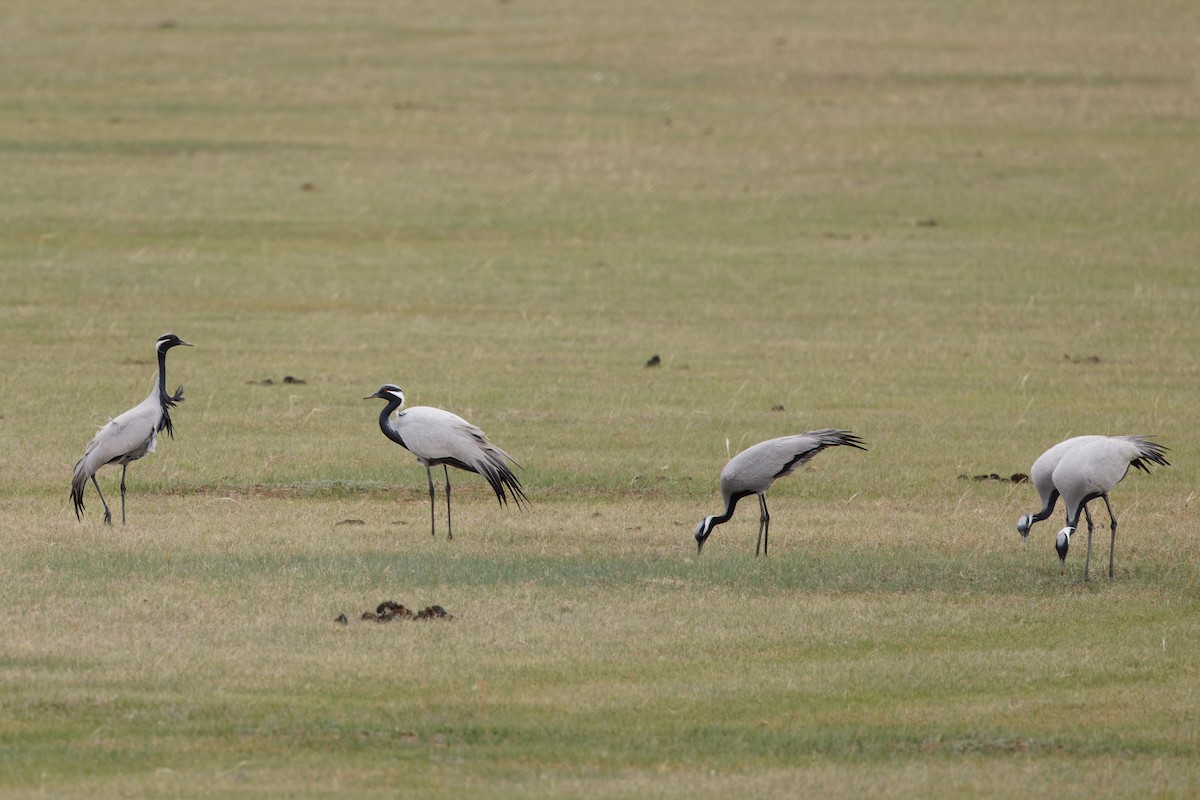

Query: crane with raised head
[
  {"left": 71, "top": 333, "right": 191, "bottom": 525},
  {"left": 365, "top": 383, "right": 527, "bottom": 539}
]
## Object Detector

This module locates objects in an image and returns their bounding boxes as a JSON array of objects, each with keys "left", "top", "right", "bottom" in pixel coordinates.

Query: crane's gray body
[
  {"left": 1017, "top": 435, "right": 1108, "bottom": 539},
  {"left": 719, "top": 434, "right": 830, "bottom": 502},
  {"left": 695, "top": 429, "right": 866, "bottom": 556},
  {"left": 74, "top": 392, "right": 164, "bottom": 481},
  {"left": 385, "top": 405, "right": 524, "bottom": 485},
  {"left": 1053, "top": 437, "right": 1160, "bottom": 518},
  {"left": 70, "top": 334, "right": 190, "bottom": 524},
  {"left": 367, "top": 384, "right": 526, "bottom": 539},
  {"left": 1018, "top": 435, "right": 1169, "bottom": 579}
]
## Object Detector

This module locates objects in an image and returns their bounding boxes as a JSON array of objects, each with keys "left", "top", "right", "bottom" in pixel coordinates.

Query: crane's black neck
[
  {"left": 156, "top": 344, "right": 178, "bottom": 438},
  {"left": 712, "top": 491, "right": 753, "bottom": 526},
  {"left": 1030, "top": 489, "right": 1060, "bottom": 523},
  {"left": 377, "top": 400, "right": 410, "bottom": 451},
  {"left": 1065, "top": 492, "right": 1107, "bottom": 529}
]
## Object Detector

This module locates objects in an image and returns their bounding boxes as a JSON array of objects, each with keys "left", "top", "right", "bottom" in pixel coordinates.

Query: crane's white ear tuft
[
  {"left": 156, "top": 333, "right": 191, "bottom": 350},
  {"left": 365, "top": 384, "right": 406, "bottom": 403},
  {"left": 694, "top": 517, "right": 715, "bottom": 553},
  {"left": 1055, "top": 527, "right": 1073, "bottom": 561}
]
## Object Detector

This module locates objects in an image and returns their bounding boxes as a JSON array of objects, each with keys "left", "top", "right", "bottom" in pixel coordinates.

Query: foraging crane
[
  {"left": 71, "top": 333, "right": 192, "bottom": 525},
  {"left": 365, "top": 384, "right": 527, "bottom": 539},
  {"left": 1050, "top": 435, "right": 1169, "bottom": 579},
  {"left": 694, "top": 430, "right": 866, "bottom": 556},
  {"left": 1016, "top": 435, "right": 1106, "bottom": 542}
]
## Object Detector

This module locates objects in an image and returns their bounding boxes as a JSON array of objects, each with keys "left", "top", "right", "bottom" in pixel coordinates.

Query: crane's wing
[
  {"left": 394, "top": 406, "right": 527, "bottom": 507},
  {"left": 75, "top": 398, "right": 161, "bottom": 474},
  {"left": 722, "top": 430, "right": 865, "bottom": 494},
  {"left": 1052, "top": 435, "right": 1169, "bottom": 502}
]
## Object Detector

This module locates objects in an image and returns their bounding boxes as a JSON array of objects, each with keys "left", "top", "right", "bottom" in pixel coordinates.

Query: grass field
[{"left": 2, "top": 1, "right": 1199, "bottom": 796}]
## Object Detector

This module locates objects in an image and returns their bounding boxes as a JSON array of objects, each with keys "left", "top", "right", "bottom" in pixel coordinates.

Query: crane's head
[
  {"left": 156, "top": 333, "right": 192, "bottom": 351},
  {"left": 1016, "top": 513, "right": 1033, "bottom": 539},
  {"left": 694, "top": 516, "right": 717, "bottom": 554},
  {"left": 364, "top": 384, "right": 406, "bottom": 405},
  {"left": 1055, "top": 526, "right": 1073, "bottom": 567}
]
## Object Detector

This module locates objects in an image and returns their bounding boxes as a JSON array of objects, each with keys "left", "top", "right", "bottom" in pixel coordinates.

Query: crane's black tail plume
[
  {"left": 1124, "top": 436, "right": 1170, "bottom": 474},
  {"left": 773, "top": 429, "right": 867, "bottom": 478},
  {"left": 70, "top": 458, "right": 88, "bottom": 520},
  {"left": 475, "top": 448, "right": 529, "bottom": 510},
  {"left": 808, "top": 429, "right": 868, "bottom": 452}
]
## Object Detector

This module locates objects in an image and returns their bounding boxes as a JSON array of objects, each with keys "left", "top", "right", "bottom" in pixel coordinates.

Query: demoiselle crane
[
  {"left": 365, "top": 384, "right": 527, "bottom": 539},
  {"left": 694, "top": 430, "right": 866, "bottom": 556},
  {"left": 71, "top": 333, "right": 191, "bottom": 525},
  {"left": 1016, "top": 435, "right": 1107, "bottom": 541},
  {"left": 1050, "top": 435, "right": 1169, "bottom": 579}
]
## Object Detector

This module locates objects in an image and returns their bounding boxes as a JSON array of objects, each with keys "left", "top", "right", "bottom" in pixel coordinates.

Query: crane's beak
[{"left": 363, "top": 390, "right": 383, "bottom": 400}]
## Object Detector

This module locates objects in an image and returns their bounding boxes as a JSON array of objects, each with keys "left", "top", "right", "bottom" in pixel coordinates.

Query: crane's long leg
[
  {"left": 444, "top": 465, "right": 453, "bottom": 541},
  {"left": 1082, "top": 504, "right": 1095, "bottom": 581},
  {"left": 756, "top": 493, "right": 770, "bottom": 557},
  {"left": 119, "top": 463, "right": 128, "bottom": 526},
  {"left": 425, "top": 467, "right": 437, "bottom": 537},
  {"left": 91, "top": 475, "right": 113, "bottom": 526},
  {"left": 1102, "top": 493, "right": 1117, "bottom": 579}
]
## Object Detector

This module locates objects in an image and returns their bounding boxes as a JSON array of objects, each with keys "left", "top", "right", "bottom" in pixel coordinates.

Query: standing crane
[
  {"left": 71, "top": 333, "right": 192, "bottom": 525},
  {"left": 365, "top": 384, "right": 527, "bottom": 539},
  {"left": 694, "top": 430, "right": 866, "bottom": 556},
  {"left": 1049, "top": 435, "right": 1169, "bottom": 579}
]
